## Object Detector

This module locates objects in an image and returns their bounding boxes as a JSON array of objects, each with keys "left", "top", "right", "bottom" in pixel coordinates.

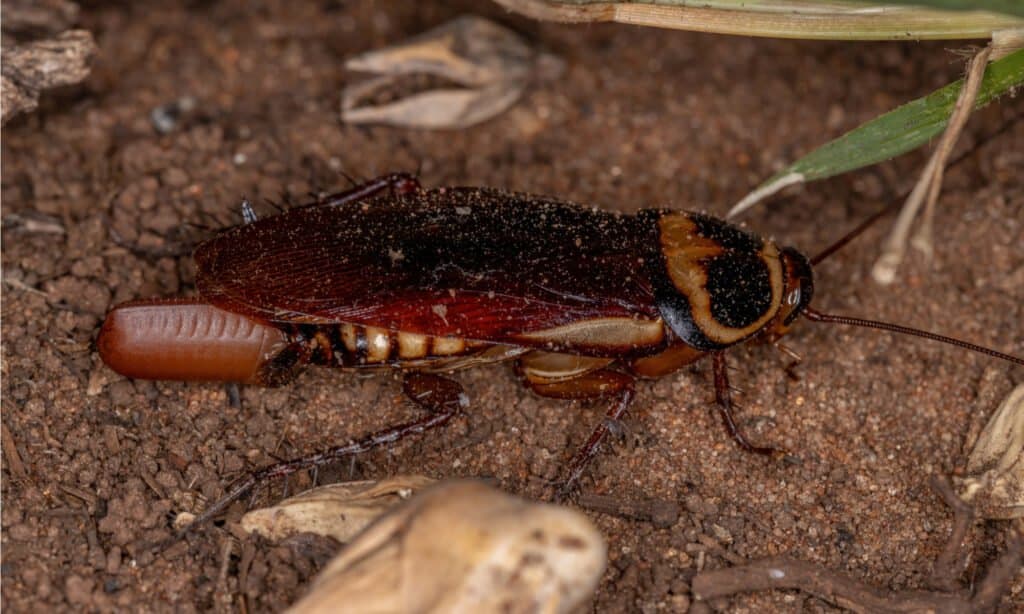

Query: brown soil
[{"left": 2, "top": 1, "right": 1022, "bottom": 612}]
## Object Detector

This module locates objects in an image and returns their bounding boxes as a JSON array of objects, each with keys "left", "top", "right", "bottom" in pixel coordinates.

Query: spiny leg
[
  {"left": 524, "top": 366, "right": 636, "bottom": 499},
  {"left": 711, "top": 351, "right": 778, "bottom": 456},
  {"left": 239, "top": 172, "right": 421, "bottom": 222},
  {"left": 558, "top": 381, "right": 635, "bottom": 500},
  {"left": 173, "top": 372, "right": 465, "bottom": 541},
  {"left": 315, "top": 172, "right": 421, "bottom": 207}
]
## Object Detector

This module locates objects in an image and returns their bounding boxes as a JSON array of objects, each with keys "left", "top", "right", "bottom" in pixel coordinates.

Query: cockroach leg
[
  {"left": 240, "top": 197, "right": 258, "bottom": 224},
  {"left": 712, "top": 352, "right": 778, "bottom": 456},
  {"left": 173, "top": 372, "right": 464, "bottom": 541},
  {"left": 559, "top": 386, "right": 635, "bottom": 500},
  {"left": 603, "top": 416, "right": 630, "bottom": 445},
  {"left": 225, "top": 383, "right": 241, "bottom": 408},
  {"left": 525, "top": 369, "right": 637, "bottom": 499},
  {"left": 774, "top": 342, "right": 803, "bottom": 381},
  {"left": 266, "top": 190, "right": 293, "bottom": 213},
  {"left": 313, "top": 172, "right": 421, "bottom": 208},
  {"left": 338, "top": 168, "right": 361, "bottom": 189}
]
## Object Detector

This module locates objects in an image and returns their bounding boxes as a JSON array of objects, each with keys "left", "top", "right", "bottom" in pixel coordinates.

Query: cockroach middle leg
[
  {"left": 712, "top": 352, "right": 778, "bottom": 456},
  {"left": 174, "top": 372, "right": 465, "bottom": 540},
  {"left": 523, "top": 369, "right": 637, "bottom": 498},
  {"left": 559, "top": 384, "right": 635, "bottom": 500}
]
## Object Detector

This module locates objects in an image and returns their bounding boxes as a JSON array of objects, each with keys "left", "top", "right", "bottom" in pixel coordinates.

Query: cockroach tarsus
[{"left": 95, "top": 173, "right": 1023, "bottom": 539}]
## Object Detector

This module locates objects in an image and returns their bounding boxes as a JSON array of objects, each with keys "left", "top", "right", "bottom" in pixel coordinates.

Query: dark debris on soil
[{"left": 2, "top": 1, "right": 1022, "bottom": 612}]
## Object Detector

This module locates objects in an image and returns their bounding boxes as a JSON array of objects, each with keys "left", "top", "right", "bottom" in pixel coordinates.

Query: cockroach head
[
  {"left": 645, "top": 211, "right": 808, "bottom": 351},
  {"left": 770, "top": 246, "right": 814, "bottom": 333}
]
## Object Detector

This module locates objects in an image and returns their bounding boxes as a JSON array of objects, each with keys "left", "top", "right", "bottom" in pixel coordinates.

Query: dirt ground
[{"left": 2, "top": 1, "right": 1022, "bottom": 611}]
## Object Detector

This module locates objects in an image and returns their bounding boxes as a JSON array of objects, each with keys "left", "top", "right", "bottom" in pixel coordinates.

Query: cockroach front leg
[
  {"left": 711, "top": 351, "right": 778, "bottom": 456},
  {"left": 174, "top": 372, "right": 465, "bottom": 540},
  {"left": 773, "top": 341, "right": 804, "bottom": 382}
]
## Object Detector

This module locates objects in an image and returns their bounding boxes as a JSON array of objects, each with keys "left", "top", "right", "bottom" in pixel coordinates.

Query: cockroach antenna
[
  {"left": 797, "top": 110, "right": 1024, "bottom": 367},
  {"left": 802, "top": 214, "right": 1022, "bottom": 366},
  {"left": 801, "top": 307, "right": 1023, "bottom": 366},
  {"left": 799, "top": 213, "right": 1024, "bottom": 367}
]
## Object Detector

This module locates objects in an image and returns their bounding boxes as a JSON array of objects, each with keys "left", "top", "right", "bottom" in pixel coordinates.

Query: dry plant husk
[
  {"left": 286, "top": 480, "right": 607, "bottom": 614},
  {"left": 957, "top": 384, "right": 1024, "bottom": 519},
  {"left": 342, "top": 15, "right": 563, "bottom": 129},
  {"left": 241, "top": 475, "right": 436, "bottom": 543}
]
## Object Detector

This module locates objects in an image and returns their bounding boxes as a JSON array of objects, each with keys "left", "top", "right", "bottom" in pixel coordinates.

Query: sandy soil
[{"left": 2, "top": 1, "right": 1022, "bottom": 611}]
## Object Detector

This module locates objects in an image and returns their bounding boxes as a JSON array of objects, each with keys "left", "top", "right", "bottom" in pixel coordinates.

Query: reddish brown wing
[{"left": 195, "top": 187, "right": 659, "bottom": 342}]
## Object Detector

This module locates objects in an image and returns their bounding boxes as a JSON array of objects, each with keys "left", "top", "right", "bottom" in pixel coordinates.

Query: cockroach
[{"left": 96, "top": 173, "right": 1022, "bottom": 532}]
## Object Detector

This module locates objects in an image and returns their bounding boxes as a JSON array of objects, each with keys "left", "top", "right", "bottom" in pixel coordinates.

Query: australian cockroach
[{"left": 96, "top": 172, "right": 1023, "bottom": 532}]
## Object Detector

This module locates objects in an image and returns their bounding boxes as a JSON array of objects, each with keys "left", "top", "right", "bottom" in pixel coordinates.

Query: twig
[
  {"left": 238, "top": 540, "right": 256, "bottom": 614},
  {"left": 59, "top": 484, "right": 98, "bottom": 509},
  {"left": 872, "top": 44, "right": 993, "bottom": 284},
  {"left": 970, "top": 528, "right": 1023, "bottom": 612},
  {"left": 2, "top": 422, "right": 28, "bottom": 480},
  {"left": 910, "top": 45, "right": 994, "bottom": 259},
  {"left": 576, "top": 492, "right": 680, "bottom": 528},
  {"left": 214, "top": 536, "right": 235, "bottom": 614},
  {"left": 690, "top": 480, "right": 1023, "bottom": 613},
  {"left": 2, "top": 276, "right": 52, "bottom": 300},
  {"left": 693, "top": 556, "right": 970, "bottom": 613},
  {"left": 928, "top": 474, "right": 975, "bottom": 592}
]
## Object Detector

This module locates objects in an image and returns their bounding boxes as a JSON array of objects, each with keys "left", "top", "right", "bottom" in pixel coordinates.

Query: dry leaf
[
  {"left": 957, "top": 384, "right": 1024, "bottom": 519},
  {"left": 241, "top": 475, "right": 435, "bottom": 543},
  {"left": 341, "top": 16, "right": 563, "bottom": 129},
  {"left": 1, "top": 29, "right": 96, "bottom": 125},
  {"left": 288, "top": 480, "right": 606, "bottom": 614}
]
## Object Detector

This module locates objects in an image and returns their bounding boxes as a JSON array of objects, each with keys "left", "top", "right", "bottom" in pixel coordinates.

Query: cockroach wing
[{"left": 195, "top": 187, "right": 661, "bottom": 344}]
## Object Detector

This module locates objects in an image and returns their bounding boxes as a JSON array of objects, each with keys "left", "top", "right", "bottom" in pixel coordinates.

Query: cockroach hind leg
[
  {"left": 541, "top": 371, "right": 637, "bottom": 501},
  {"left": 263, "top": 196, "right": 286, "bottom": 214},
  {"left": 168, "top": 372, "right": 463, "bottom": 544},
  {"left": 337, "top": 168, "right": 361, "bottom": 189},
  {"left": 711, "top": 352, "right": 784, "bottom": 458},
  {"left": 314, "top": 172, "right": 421, "bottom": 208}
]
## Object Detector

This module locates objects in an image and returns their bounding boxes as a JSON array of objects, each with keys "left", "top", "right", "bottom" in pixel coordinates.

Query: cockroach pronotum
[{"left": 96, "top": 173, "right": 1022, "bottom": 533}]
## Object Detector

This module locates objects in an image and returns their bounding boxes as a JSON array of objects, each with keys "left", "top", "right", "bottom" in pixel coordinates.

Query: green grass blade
[
  {"left": 524, "top": 0, "right": 1024, "bottom": 40},
  {"left": 883, "top": 0, "right": 1024, "bottom": 17},
  {"left": 730, "top": 48, "right": 1024, "bottom": 216}
]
